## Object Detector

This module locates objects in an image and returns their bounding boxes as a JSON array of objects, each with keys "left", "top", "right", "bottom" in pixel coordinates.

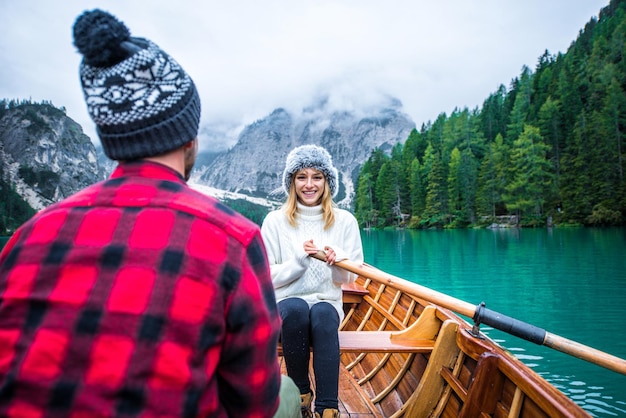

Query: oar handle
[
  {"left": 544, "top": 333, "right": 626, "bottom": 375},
  {"left": 313, "top": 252, "right": 626, "bottom": 376},
  {"left": 474, "top": 305, "right": 626, "bottom": 374}
]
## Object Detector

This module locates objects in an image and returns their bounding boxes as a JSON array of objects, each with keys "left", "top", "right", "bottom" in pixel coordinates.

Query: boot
[
  {"left": 314, "top": 408, "right": 339, "bottom": 418},
  {"left": 300, "top": 392, "right": 313, "bottom": 418}
]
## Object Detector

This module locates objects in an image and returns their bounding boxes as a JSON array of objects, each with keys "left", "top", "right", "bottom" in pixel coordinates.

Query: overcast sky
[{"left": 0, "top": 1, "right": 609, "bottom": 150}]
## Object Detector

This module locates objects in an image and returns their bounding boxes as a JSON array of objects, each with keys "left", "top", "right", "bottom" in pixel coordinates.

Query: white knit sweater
[{"left": 261, "top": 203, "right": 364, "bottom": 321}]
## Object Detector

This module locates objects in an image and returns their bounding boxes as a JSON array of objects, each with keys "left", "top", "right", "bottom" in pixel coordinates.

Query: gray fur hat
[{"left": 283, "top": 145, "right": 338, "bottom": 197}]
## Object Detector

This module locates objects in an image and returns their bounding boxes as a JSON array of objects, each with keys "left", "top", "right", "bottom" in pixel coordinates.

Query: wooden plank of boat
[
  {"left": 278, "top": 331, "right": 435, "bottom": 355},
  {"left": 278, "top": 306, "right": 438, "bottom": 355},
  {"left": 330, "top": 255, "right": 626, "bottom": 376},
  {"left": 277, "top": 256, "right": 595, "bottom": 417},
  {"left": 337, "top": 276, "right": 589, "bottom": 417},
  {"left": 278, "top": 354, "right": 383, "bottom": 417}
]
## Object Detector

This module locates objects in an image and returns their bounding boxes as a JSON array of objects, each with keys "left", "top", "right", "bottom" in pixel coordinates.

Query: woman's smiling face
[{"left": 294, "top": 168, "right": 325, "bottom": 206}]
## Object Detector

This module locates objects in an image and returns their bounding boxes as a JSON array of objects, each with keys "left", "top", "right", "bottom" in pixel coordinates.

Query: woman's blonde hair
[{"left": 284, "top": 171, "right": 336, "bottom": 230}]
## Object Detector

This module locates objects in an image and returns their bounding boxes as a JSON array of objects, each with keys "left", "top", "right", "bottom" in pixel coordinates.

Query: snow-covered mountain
[
  {"left": 1, "top": 96, "right": 415, "bottom": 222},
  {"left": 197, "top": 96, "right": 415, "bottom": 208}
]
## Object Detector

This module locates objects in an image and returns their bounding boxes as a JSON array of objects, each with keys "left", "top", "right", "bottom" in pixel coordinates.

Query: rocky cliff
[
  {"left": 197, "top": 96, "right": 415, "bottom": 207},
  {"left": 1, "top": 96, "right": 415, "bottom": 230},
  {"left": 0, "top": 101, "right": 103, "bottom": 212}
]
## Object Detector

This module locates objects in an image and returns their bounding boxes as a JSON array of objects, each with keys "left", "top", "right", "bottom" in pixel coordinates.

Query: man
[{"left": 0, "top": 9, "right": 298, "bottom": 417}]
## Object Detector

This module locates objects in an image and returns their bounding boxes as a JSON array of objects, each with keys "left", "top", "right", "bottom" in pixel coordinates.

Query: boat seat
[
  {"left": 277, "top": 331, "right": 435, "bottom": 356},
  {"left": 339, "top": 331, "right": 435, "bottom": 353},
  {"left": 341, "top": 282, "right": 369, "bottom": 304},
  {"left": 278, "top": 302, "right": 441, "bottom": 356}
]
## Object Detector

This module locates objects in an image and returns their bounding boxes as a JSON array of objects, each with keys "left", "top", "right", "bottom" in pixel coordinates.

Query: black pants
[{"left": 278, "top": 298, "right": 340, "bottom": 412}]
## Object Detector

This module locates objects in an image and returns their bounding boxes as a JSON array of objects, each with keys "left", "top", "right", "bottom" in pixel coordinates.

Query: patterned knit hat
[
  {"left": 282, "top": 145, "right": 338, "bottom": 197},
  {"left": 72, "top": 9, "right": 201, "bottom": 160}
]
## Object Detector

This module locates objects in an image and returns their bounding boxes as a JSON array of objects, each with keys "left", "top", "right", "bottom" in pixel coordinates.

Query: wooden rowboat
[{"left": 278, "top": 255, "right": 626, "bottom": 417}]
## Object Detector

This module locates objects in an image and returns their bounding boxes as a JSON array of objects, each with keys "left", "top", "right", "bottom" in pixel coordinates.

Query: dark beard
[
  {"left": 183, "top": 140, "right": 197, "bottom": 181},
  {"left": 184, "top": 161, "right": 194, "bottom": 181}
]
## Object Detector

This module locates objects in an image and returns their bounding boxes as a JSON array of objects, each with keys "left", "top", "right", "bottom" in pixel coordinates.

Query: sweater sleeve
[
  {"left": 325, "top": 211, "right": 364, "bottom": 284},
  {"left": 260, "top": 211, "right": 310, "bottom": 289}
]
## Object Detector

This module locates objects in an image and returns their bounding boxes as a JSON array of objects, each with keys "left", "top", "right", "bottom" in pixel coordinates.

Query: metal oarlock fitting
[{"left": 467, "top": 301, "right": 486, "bottom": 339}]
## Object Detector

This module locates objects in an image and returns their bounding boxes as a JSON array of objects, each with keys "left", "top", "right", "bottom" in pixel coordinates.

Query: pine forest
[{"left": 355, "top": 0, "right": 626, "bottom": 229}]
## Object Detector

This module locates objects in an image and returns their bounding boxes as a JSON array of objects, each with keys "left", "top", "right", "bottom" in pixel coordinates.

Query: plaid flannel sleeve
[{"left": 217, "top": 230, "right": 282, "bottom": 417}]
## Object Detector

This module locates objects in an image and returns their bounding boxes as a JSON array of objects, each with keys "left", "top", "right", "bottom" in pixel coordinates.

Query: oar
[{"left": 312, "top": 252, "right": 626, "bottom": 376}]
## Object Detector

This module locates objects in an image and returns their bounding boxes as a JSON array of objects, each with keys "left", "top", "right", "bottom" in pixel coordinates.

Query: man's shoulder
[
  {"left": 55, "top": 179, "right": 261, "bottom": 246},
  {"left": 174, "top": 187, "right": 262, "bottom": 244}
]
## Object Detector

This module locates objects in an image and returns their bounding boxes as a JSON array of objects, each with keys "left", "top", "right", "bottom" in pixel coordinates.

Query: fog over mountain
[
  {"left": 2, "top": 93, "right": 414, "bottom": 225},
  {"left": 196, "top": 94, "right": 415, "bottom": 207}
]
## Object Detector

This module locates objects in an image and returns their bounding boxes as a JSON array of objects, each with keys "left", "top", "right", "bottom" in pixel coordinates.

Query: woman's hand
[
  {"left": 324, "top": 246, "right": 336, "bottom": 265},
  {"left": 303, "top": 239, "right": 317, "bottom": 255},
  {"left": 303, "top": 239, "right": 336, "bottom": 265}
]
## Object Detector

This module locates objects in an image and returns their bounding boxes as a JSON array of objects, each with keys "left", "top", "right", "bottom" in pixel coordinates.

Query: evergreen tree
[
  {"left": 375, "top": 159, "right": 404, "bottom": 226},
  {"left": 408, "top": 158, "right": 425, "bottom": 219},
  {"left": 476, "top": 134, "right": 509, "bottom": 220},
  {"left": 503, "top": 125, "right": 553, "bottom": 222},
  {"left": 479, "top": 85, "right": 507, "bottom": 142},
  {"left": 531, "top": 50, "right": 559, "bottom": 121},
  {"left": 364, "top": 148, "right": 388, "bottom": 197},
  {"left": 355, "top": 172, "right": 377, "bottom": 228},
  {"left": 447, "top": 148, "right": 463, "bottom": 224},
  {"left": 448, "top": 147, "right": 478, "bottom": 226},
  {"left": 560, "top": 112, "right": 593, "bottom": 222},
  {"left": 422, "top": 146, "right": 447, "bottom": 227},
  {"left": 354, "top": 0, "right": 626, "bottom": 227},
  {"left": 476, "top": 145, "right": 497, "bottom": 220},
  {"left": 357, "top": 148, "right": 388, "bottom": 217},
  {"left": 537, "top": 96, "right": 563, "bottom": 190},
  {"left": 505, "top": 66, "right": 533, "bottom": 142},
  {"left": 459, "top": 148, "right": 479, "bottom": 224},
  {"left": 584, "top": 110, "right": 621, "bottom": 217},
  {"left": 401, "top": 128, "right": 426, "bottom": 169},
  {"left": 603, "top": 74, "right": 626, "bottom": 213},
  {"left": 391, "top": 143, "right": 411, "bottom": 215}
]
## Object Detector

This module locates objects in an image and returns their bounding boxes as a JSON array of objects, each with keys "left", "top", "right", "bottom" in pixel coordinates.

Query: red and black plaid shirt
[{"left": 0, "top": 161, "right": 282, "bottom": 417}]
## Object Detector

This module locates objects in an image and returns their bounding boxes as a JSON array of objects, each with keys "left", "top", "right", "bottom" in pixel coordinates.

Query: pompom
[{"left": 72, "top": 9, "right": 131, "bottom": 67}]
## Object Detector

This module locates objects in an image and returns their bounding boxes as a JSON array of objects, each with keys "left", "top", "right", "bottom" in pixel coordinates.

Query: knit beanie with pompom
[
  {"left": 282, "top": 145, "right": 339, "bottom": 198},
  {"left": 72, "top": 9, "right": 201, "bottom": 160}
]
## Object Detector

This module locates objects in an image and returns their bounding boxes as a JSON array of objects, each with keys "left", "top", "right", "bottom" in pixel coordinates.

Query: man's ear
[{"left": 183, "top": 138, "right": 198, "bottom": 150}]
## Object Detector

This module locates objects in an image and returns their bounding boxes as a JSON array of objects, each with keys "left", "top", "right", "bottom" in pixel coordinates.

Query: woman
[{"left": 261, "top": 145, "right": 364, "bottom": 418}]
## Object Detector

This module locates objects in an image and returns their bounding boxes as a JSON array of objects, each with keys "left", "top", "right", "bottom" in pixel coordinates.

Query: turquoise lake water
[
  {"left": 1, "top": 228, "right": 625, "bottom": 415},
  {"left": 361, "top": 227, "right": 626, "bottom": 417}
]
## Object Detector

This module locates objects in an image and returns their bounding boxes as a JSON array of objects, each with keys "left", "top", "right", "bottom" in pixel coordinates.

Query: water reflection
[{"left": 361, "top": 227, "right": 626, "bottom": 417}]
